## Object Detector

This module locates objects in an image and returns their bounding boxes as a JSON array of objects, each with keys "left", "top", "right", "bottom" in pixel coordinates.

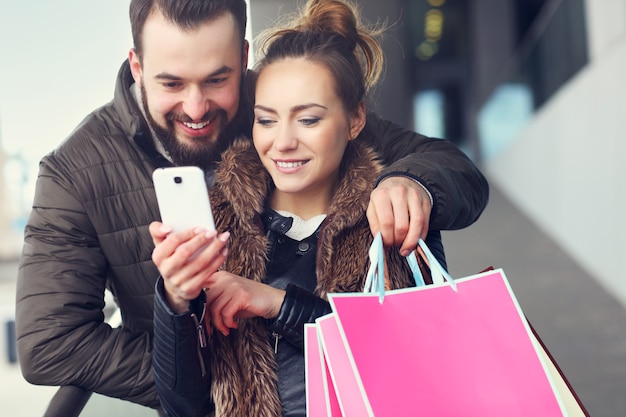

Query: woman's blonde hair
[{"left": 254, "top": 0, "right": 385, "bottom": 114}]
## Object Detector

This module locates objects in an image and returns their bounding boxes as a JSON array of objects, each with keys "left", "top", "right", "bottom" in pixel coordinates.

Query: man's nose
[{"left": 183, "top": 87, "right": 210, "bottom": 121}]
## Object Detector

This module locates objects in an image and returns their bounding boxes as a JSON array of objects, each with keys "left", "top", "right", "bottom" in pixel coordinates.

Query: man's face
[{"left": 129, "top": 10, "right": 248, "bottom": 167}]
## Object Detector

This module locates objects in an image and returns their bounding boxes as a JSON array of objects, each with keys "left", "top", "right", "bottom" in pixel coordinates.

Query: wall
[{"left": 484, "top": 0, "right": 626, "bottom": 304}]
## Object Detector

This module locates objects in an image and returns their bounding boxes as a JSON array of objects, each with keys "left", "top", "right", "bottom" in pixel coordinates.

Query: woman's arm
[
  {"left": 267, "top": 284, "right": 332, "bottom": 349},
  {"left": 153, "top": 278, "right": 214, "bottom": 417}
]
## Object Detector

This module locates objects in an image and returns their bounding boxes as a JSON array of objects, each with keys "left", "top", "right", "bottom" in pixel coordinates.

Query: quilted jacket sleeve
[
  {"left": 15, "top": 155, "right": 159, "bottom": 408},
  {"left": 363, "top": 113, "right": 489, "bottom": 230}
]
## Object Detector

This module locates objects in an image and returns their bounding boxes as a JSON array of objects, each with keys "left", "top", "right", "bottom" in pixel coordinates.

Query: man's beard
[{"left": 141, "top": 85, "right": 235, "bottom": 169}]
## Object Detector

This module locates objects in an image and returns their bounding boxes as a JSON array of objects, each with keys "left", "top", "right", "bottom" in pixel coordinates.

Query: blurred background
[{"left": 1, "top": 0, "right": 625, "bottom": 415}]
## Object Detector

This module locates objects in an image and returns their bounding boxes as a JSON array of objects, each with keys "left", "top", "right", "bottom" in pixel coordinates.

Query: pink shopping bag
[
  {"left": 305, "top": 324, "right": 342, "bottom": 417},
  {"left": 313, "top": 234, "right": 585, "bottom": 417}
]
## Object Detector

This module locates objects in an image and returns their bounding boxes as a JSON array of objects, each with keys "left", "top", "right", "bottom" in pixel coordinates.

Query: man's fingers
[
  {"left": 368, "top": 189, "right": 395, "bottom": 245},
  {"left": 366, "top": 202, "right": 380, "bottom": 235},
  {"left": 401, "top": 190, "right": 431, "bottom": 255},
  {"left": 369, "top": 185, "right": 411, "bottom": 247},
  {"left": 369, "top": 177, "right": 434, "bottom": 253},
  {"left": 388, "top": 190, "right": 410, "bottom": 246}
]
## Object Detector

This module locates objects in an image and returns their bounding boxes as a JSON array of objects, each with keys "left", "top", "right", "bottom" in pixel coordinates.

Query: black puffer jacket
[{"left": 16, "top": 60, "right": 488, "bottom": 409}]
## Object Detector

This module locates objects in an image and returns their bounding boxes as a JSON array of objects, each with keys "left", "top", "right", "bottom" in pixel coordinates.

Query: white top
[{"left": 277, "top": 210, "right": 327, "bottom": 241}]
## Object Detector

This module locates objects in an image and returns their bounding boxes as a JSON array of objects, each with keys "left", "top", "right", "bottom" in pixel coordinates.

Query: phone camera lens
[{"left": 174, "top": 176, "right": 182, "bottom": 184}]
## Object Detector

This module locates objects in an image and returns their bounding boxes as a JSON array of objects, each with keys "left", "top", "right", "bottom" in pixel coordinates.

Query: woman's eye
[
  {"left": 256, "top": 118, "right": 275, "bottom": 126},
  {"left": 300, "top": 117, "right": 320, "bottom": 126}
]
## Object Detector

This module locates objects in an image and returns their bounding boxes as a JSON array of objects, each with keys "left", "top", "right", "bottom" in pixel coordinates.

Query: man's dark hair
[{"left": 129, "top": 0, "right": 247, "bottom": 60}]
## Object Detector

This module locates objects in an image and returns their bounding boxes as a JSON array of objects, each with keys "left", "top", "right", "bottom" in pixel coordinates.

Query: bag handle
[
  {"left": 416, "top": 238, "right": 456, "bottom": 290},
  {"left": 363, "top": 233, "right": 386, "bottom": 300},
  {"left": 364, "top": 233, "right": 457, "bottom": 303}
]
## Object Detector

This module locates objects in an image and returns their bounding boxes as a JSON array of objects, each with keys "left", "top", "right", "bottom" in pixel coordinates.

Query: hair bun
[
  {"left": 255, "top": 0, "right": 385, "bottom": 94},
  {"left": 301, "top": 0, "right": 359, "bottom": 48}
]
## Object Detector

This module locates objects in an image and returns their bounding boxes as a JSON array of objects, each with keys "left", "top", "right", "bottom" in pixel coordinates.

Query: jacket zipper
[
  {"left": 272, "top": 331, "right": 282, "bottom": 354},
  {"left": 191, "top": 303, "right": 208, "bottom": 377}
]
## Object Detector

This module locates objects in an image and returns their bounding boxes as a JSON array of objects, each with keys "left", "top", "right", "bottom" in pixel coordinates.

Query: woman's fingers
[{"left": 153, "top": 229, "right": 230, "bottom": 312}]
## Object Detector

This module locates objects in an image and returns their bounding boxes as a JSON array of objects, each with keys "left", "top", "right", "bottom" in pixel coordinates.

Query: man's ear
[
  {"left": 349, "top": 101, "right": 367, "bottom": 140},
  {"left": 128, "top": 48, "right": 143, "bottom": 84}
]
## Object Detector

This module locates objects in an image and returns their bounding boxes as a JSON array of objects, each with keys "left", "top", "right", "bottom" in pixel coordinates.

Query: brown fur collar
[{"left": 206, "top": 137, "right": 415, "bottom": 416}]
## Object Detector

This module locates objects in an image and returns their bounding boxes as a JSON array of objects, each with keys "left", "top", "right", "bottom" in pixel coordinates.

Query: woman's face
[{"left": 253, "top": 57, "right": 364, "bottom": 209}]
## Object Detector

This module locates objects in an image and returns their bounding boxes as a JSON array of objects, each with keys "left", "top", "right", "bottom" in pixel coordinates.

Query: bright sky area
[
  {"left": 0, "top": 1, "right": 133, "bottom": 164},
  {"left": 0, "top": 2, "right": 132, "bottom": 235}
]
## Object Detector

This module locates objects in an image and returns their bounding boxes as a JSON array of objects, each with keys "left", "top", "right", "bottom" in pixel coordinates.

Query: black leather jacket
[{"left": 153, "top": 210, "right": 331, "bottom": 416}]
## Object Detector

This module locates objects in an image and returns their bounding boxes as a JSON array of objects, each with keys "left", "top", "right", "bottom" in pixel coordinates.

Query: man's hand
[{"left": 367, "top": 176, "right": 432, "bottom": 256}]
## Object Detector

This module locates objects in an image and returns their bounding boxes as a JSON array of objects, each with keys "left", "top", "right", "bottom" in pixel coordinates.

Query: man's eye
[
  {"left": 206, "top": 78, "right": 227, "bottom": 85},
  {"left": 162, "top": 82, "right": 182, "bottom": 89}
]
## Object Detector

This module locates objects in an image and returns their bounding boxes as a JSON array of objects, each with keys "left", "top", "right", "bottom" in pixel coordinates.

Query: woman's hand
[
  {"left": 203, "top": 271, "right": 286, "bottom": 336},
  {"left": 149, "top": 221, "right": 230, "bottom": 313}
]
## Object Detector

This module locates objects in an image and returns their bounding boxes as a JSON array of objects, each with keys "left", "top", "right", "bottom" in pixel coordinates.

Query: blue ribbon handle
[
  {"left": 407, "top": 251, "right": 426, "bottom": 288},
  {"left": 363, "top": 233, "right": 385, "bottom": 302},
  {"left": 364, "top": 234, "right": 458, "bottom": 303},
  {"left": 417, "top": 238, "right": 457, "bottom": 292}
]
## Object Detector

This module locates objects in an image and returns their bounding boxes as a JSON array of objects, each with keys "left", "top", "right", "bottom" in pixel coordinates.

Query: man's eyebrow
[{"left": 154, "top": 66, "right": 234, "bottom": 81}]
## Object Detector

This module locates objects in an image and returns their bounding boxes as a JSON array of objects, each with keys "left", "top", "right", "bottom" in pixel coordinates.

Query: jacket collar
[{"left": 111, "top": 60, "right": 166, "bottom": 164}]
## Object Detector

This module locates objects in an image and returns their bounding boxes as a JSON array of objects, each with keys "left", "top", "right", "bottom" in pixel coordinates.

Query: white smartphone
[{"left": 152, "top": 166, "right": 216, "bottom": 232}]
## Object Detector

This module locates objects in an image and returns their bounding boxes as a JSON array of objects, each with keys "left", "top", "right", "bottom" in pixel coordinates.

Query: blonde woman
[{"left": 152, "top": 1, "right": 447, "bottom": 415}]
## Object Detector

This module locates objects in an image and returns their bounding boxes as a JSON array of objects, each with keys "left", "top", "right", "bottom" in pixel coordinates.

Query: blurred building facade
[
  {"left": 0, "top": 121, "right": 27, "bottom": 260},
  {"left": 0, "top": 124, "right": 16, "bottom": 259},
  {"left": 250, "top": 0, "right": 625, "bottom": 307},
  {"left": 0, "top": 0, "right": 618, "bottom": 288}
]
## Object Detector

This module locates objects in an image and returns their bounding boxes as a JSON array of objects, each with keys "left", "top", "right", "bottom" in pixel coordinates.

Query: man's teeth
[
  {"left": 184, "top": 121, "right": 210, "bottom": 130},
  {"left": 276, "top": 161, "right": 305, "bottom": 168}
]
